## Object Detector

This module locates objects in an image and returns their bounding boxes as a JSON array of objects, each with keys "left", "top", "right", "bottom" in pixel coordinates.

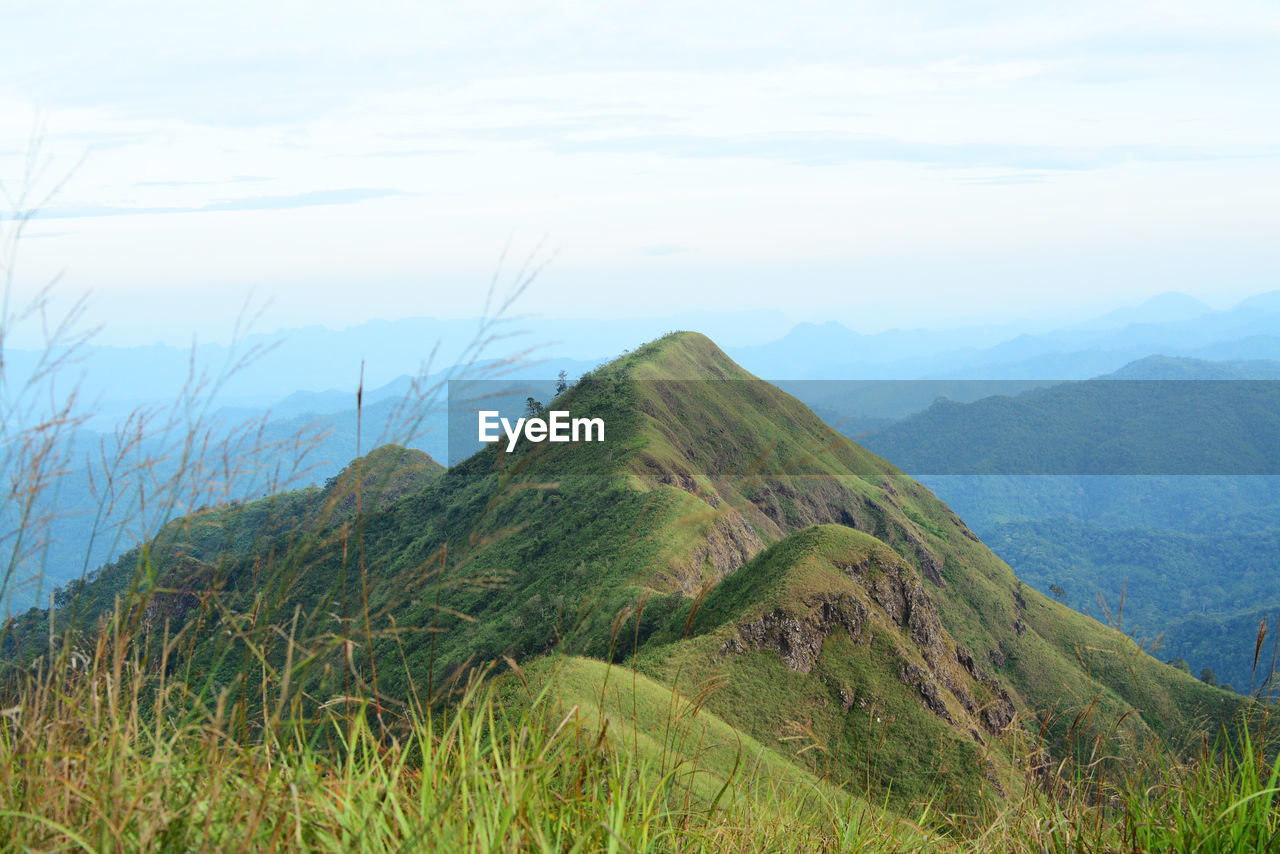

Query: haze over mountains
[
  {"left": 733, "top": 291, "right": 1280, "bottom": 381},
  {"left": 10, "top": 290, "right": 1280, "bottom": 429},
  {"left": 6, "top": 312, "right": 788, "bottom": 429},
  {"left": 6, "top": 288, "right": 1280, "bottom": 707},
  {"left": 5, "top": 288, "right": 1280, "bottom": 623},
  {"left": 850, "top": 364, "right": 1280, "bottom": 695}
]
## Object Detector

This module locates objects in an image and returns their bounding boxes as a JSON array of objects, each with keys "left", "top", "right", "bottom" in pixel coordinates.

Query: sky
[{"left": 2, "top": 0, "right": 1278, "bottom": 346}]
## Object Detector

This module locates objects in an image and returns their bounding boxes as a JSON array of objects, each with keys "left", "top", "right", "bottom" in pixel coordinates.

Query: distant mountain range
[
  {"left": 1067, "top": 292, "right": 1214, "bottom": 331},
  {"left": 731, "top": 290, "right": 1280, "bottom": 380},
  {"left": 1100, "top": 354, "right": 1280, "bottom": 380},
  {"left": 831, "top": 355, "right": 1280, "bottom": 694},
  {"left": 7, "top": 287, "right": 1280, "bottom": 689},
  {"left": 4, "top": 311, "right": 789, "bottom": 428},
  {"left": 856, "top": 378, "right": 1280, "bottom": 476},
  {"left": 9, "top": 290, "right": 1280, "bottom": 430}
]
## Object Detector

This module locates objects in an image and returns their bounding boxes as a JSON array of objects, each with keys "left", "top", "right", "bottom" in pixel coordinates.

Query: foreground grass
[
  {"left": 0, "top": 617, "right": 1276, "bottom": 852},
  {"left": 0, "top": 619, "right": 917, "bottom": 852}
]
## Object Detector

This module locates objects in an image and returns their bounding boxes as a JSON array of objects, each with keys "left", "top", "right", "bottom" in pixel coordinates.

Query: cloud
[
  {"left": 956, "top": 173, "right": 1054, "bottom": 185},
  {"left": 549, "top": 134, "right": 1280, "bottom": 171},
  {"left": 200, "top": 188, "right": 410, "bottom": 212},
  {"left": 17, "top": 188, "right": 412, "bottom": 221},
  {"left": 636, "top": 244, "right": 689, "bottom": 256},
  {"left": 341, "top": 149, "right": 444, "bottom": 159},
  {"left": 17, "top": 230, "right": 77, "bottom": 239},
  {"left": 135, "top": 175, "right": 272, "bottom": 187}
]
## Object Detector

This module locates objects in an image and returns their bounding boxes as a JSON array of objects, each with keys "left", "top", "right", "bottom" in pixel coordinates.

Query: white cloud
[{"left": 2, "top": 0, "right": 1278, "bottom": 343}]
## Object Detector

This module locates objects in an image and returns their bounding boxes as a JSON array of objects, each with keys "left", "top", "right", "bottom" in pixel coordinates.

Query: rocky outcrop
[
  {"left": 713, "top": 533, "right": 1018, "bottom": 751},
  {"left": 900, "top": 662, "right": 953, "bottom": 722},
  {"left": 981, "top": 694, "right": 1017, "bottom": 734},
  {"left": 956, "top": 645, "right": 1017, "bottom": 735},
  {"left": 141, "top": 590, "right": 201, "bottom": 634},
  {"left": 715, "top": 594, "right": 868, "bottom": 674},
  {"left": 658, "top": 471, "right": 706, "bottom": 501},
  {"left": 664, "top": 514, "right": 765, "bottom": 595},
  {"left": 917, "top": 546, "right": 946, "bottom": 587},
  {"left": 893, "top": 643, "right": 1016, "bottom": 737},
  {"left": 836, "top": 553, "right": 946, "bottom": 663},
  {"left": 903, "top": 530, "right": 946, "bottom": 587}
]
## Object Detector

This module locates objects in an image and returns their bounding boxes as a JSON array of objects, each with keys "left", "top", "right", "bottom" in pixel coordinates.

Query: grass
[
  {"left": 2, "top": 604, "right": 1279, "bottom": 852},
  {"left": 630, "top": 525, "right": 1025, "bottom": 816},
  {"left": 0, "top": 611, "right": 926, "bottom": 852}
]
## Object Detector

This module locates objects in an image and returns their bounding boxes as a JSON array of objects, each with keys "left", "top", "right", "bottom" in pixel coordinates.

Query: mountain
[
  {"left": 848, "top": 357, "right": 1280, "bottom": 693},
  {"left": 723, "top": 289, "right": 1280, "bottom": 382},
  {"left": 12, "top": 332, "right": 1240, "bottom": 814},
  {"left": 12, "top": 288, "right": 1278, "bottom": 431},
  {"left": 5, "top": 312, "right": 787, "bottom": 429},
  {"left": 0, "top": 388, "right": 450, "bottom": 614},
  {"left": 1071, "top": 292, "right": 1213, "bottom": 331},
  {"left": 777, "top": 352, "right": 1280, "bottom": 453},
  {"left": 1099, "top": 354, "right": 1280, "bottom": 380},
  {"left": 728, "top": 321, "right": 1024, "bottom": 379},
  {"left": 857, "top": 379, "right": 1280, "bottom": 476},
  {"left": 1233, "top": 290, "right": 1280, "bottom": 314},
  {"left": 0, "top": 355, "right": 612, "bottom": 613}
]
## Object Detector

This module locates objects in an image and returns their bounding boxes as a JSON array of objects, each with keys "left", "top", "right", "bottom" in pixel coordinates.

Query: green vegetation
[
  {"left": 3, "top": 331, "right": 1273, "bottom": 850},
  {"left": 890, "top": 474, "right": 1280, "bottom": 697},
  {"left": 852, "top": 370, "right": 1280, "bottom": 697},
  {"left": 861, "top": 379, "right": 1280, "bottom": 476},
  {"left": 0, "top": 614, "right": 914, "bottom": 851},
  {"left": 984, "top": 518, "right": 1280, "bottom": 693},
  {"left": 1, "top": 608, "right": 1277, "bottom": 852}
]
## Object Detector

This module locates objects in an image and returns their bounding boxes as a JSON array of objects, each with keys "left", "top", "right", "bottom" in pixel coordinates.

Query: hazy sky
[{"left": 3, "top": 1, "right": 1278, "bottom": 345}]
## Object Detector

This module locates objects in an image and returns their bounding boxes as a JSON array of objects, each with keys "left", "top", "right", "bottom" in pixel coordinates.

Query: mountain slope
[
  {"left": 859, "top": 378, "right": 1280, "bottom": 475},
  {"left": 634, "top": 524, "right": 1025, "bottom": 809},
  {"left": 850, "top": 360, "right": 1280, "bottom": 693},
  {"left": 16, "top": 331, "right": 1243, "bottom": 814}
]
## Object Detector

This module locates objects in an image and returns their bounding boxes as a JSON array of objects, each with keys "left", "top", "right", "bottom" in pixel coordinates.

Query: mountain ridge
[{"left": 11, "top": 330, "right": 1243, "bottom": 813}]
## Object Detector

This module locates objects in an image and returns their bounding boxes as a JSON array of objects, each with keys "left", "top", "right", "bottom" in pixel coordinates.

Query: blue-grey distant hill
[
  {"left": 5, "top": 311, "right": 787, "bottom": 428},
  {"left": 856, "top": 379, "right": 1280, "bottom": 476},
  {"left": 14, "top": 291, "right": 1280, "bottom": 429},
  {"left": 832, "top": 354, "right": 1280, "bottom": 696},
  {"left": 1099, "top": 354, "right": 1280, "bottom": 380},
  {"left": 1067, "top": 292, "right": 1213, "bottom": 331},
  {"left": 729, "top": 291, "right": 1280, "bottom": 381}
]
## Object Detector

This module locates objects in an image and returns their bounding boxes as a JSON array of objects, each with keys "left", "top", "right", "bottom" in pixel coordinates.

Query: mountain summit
[{"left": 21, "top": 331, "right": 1241, "bottom": 811}]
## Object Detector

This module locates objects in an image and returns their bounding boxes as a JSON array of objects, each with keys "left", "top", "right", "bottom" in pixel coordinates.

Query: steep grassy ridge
[{"left": 10, "top": 332, "right": 1246, "bottom": 815}]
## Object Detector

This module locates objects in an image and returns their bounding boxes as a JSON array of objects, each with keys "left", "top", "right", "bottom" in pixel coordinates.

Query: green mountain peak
[{"left": 16, "top": 330, "right": 1246, "bottom": 814}]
